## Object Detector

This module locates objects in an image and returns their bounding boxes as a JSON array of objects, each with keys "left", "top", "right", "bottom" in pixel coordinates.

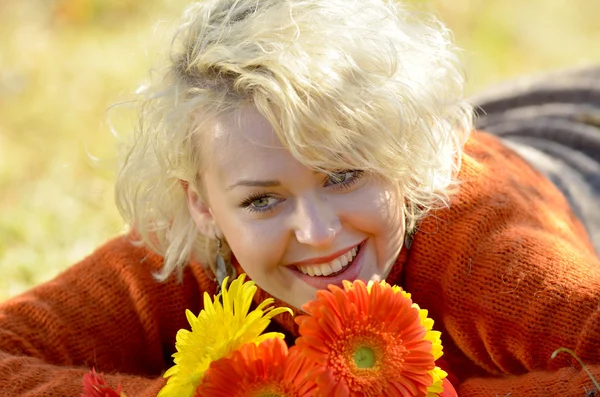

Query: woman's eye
[
  {"left": 250, "top": 196, "right": 274, "bottom": 209},
  {"left": 240, "top": 195, "right": 281, "bottom": 213},
  {"left": 325, "top": 170, "right": 362, "bottom": 187}
]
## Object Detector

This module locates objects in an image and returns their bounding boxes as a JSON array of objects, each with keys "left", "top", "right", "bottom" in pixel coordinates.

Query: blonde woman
[{"left": 2, "top": 0, "right": 600, "bottom": 395}]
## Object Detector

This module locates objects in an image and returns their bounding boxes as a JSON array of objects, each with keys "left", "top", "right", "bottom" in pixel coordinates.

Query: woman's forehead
[
  {"left": 211, "top": 107, "right": 284, "bottom": 160},
  {"left": 208, "top": 106, "right": 304, "bottom": 179},
  {"left": 214, "top": 106, "right": 281, "bottom": 148}
]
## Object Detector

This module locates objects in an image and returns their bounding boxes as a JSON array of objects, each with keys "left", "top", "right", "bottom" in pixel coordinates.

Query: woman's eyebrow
[
  {"left": 226, "top": 179, "right": 281, "bottom": 191},
  {"left": 226, "top": 171, "right": 324, "bottom": 191}
]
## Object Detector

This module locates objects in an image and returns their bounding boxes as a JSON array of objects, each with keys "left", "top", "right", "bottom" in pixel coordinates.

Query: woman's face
[{"left": 188, "top": 106, "right": 405, "bottom": 310}]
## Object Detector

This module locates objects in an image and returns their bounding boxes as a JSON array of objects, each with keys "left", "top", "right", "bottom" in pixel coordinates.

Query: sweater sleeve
[
  {"left": 458, "top": 365, "right": 600, "bottom": 396},
  {"left": 451, "top": 229, "right": 600, "bottom": 396},
  {"left": 403, "top": 132, "right": 600, "bottom": 396},
  {"left": 0, "top": 355, "right": 166, "bottom": 396},
  {"left": 0, "top": 235, "right": 213, "bottom": 396}
]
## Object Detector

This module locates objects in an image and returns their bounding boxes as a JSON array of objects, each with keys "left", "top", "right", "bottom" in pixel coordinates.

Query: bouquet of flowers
[{"left": 83, "top": 274, "right": 457, "bottom": 397}]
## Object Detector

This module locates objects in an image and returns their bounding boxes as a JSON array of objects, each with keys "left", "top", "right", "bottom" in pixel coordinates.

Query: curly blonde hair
[{"left": 115, "top": 0, "right": 473, "bottom": 281}]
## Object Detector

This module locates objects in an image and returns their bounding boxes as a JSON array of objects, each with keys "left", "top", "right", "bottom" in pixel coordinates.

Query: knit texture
[
  {"left": 471, "top": 64, "right": 600, "bottom": 253},
  {"left": 1, "top": 131, "right": 600, "bottom": 396}
]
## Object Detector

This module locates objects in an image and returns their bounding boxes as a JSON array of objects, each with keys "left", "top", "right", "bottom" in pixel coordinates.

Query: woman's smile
[{"left": 287, "top": 240, "right": 366, "bottom": 290}]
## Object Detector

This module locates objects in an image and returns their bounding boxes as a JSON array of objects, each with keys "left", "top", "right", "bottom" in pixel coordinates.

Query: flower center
[
  {"left": 256, "top": 386, "right": 285, "bottom": 397},
  {"left": 353, "top": 346, "right": 376, "bottom": 369}
]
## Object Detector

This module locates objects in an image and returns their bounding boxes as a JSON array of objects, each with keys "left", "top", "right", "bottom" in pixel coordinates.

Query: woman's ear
[{"left": 183, "top": 181, "right": 220, "bottom": 238}]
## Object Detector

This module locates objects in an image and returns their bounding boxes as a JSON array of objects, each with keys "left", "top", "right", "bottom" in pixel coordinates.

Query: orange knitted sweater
[{"left": 2, "top": 131, "right": 600, "bottom": 396}]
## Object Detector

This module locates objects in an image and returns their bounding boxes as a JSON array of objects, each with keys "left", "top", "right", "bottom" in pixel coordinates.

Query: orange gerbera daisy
[
  {"left": 294, "top": 280, "right": 440, "bottom": 397},
  {"left": 195, "top": 338, "right": 317, "bottom": 396}
]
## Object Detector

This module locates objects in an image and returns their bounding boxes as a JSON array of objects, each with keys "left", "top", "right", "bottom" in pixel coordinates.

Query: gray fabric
[{"left": 470, "top": 65, "right": 600, "bottom": 254}]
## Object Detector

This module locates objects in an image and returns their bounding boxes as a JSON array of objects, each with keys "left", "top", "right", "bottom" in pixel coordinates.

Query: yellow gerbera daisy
[
  {"left": 389, "top": 284, "right": 448, "bottom": 397},
  {"left": 158, "top": 274, "right": 292, "bottom": 397}
]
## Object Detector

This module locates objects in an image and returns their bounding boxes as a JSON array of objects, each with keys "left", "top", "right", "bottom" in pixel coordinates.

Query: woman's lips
[{"left": 291, "top": 241, "right": 366, "bottom": 290}]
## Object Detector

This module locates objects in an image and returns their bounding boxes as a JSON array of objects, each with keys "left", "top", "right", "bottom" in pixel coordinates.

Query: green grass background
[{"left": 1, "top": 0, "right": 600, "bottom": 300}]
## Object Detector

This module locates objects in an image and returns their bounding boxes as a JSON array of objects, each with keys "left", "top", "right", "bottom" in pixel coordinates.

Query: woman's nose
[{"left": 293, "top": 196, "right": 342, "bottom": 247}]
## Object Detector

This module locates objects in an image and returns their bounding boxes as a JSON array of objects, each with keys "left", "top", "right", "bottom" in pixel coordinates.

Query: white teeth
[
  {"left": 296, "top": 244, "right": 360, "bottom": 277},
  {"left": 330, "top": 258, "right": 343, "bottom": 273},
  {"left": 321, "top": 263, "right": 334, "bottom": 276},
  {"left": 344, "top": 251, "right": 352, "bottom": 263}
]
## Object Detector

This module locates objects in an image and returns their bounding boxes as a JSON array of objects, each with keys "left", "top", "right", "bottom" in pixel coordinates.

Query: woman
[{"left": 1, "top": 0, "right": 600, "bottom": 395}]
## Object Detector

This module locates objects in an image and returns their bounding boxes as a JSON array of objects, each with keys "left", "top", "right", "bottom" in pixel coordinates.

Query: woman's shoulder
[
  {"left": 460, "top": 130, "right": 569, "bottom": 200},
  {"left": 4, "top": 233, "right": 216, "bottom": 309},
  {"left": 86, "top": 233, "right": 165, "bottom": 270},
  {"left": 49, "top": 233, "right": 169, "bottom": 282},
  {"left": 402, "top": 129, "right": 600, "bottom": 388},
  {"left": 418, "top": 129, "right": 595, "bottom": 253},
  {"left": 74, "top": 233, "right": 217, "bottom": 291},
  {"left": 457, "top": 130, "right": 581, "bottom": 221}
]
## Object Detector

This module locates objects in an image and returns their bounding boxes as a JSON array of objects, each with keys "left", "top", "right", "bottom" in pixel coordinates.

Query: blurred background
[{"left": 1, "top": 0, "right": 600, "bottom": 300}]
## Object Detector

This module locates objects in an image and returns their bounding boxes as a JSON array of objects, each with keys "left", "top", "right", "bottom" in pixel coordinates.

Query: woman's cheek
[
  {"left": 336, "top": 185, "right": 399, "bottom": 231},
  {"left": 229, "top": 216, "right": 289, "bottom": 267}
]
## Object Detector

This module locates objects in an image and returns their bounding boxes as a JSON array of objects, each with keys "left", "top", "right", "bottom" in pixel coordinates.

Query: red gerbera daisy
[
  {"left": 295, "top": 280, "right": 437, "bottom": 397},
  {"left": 81, "top": 368, "right": 125, "bottom": 397},
  {"left": 195, "top": 338, "right": 317, "bottom": 396}
]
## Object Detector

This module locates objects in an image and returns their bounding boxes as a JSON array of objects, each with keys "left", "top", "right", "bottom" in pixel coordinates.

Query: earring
[
  {"left": 215, "top": 236, "right": 228, "bottom": 293},
  {"left": 404, "top": 228, "right": 415, "bottom": 250},
  {"left": 215, "top": 235, "right": 237, "bottom": 294}
]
